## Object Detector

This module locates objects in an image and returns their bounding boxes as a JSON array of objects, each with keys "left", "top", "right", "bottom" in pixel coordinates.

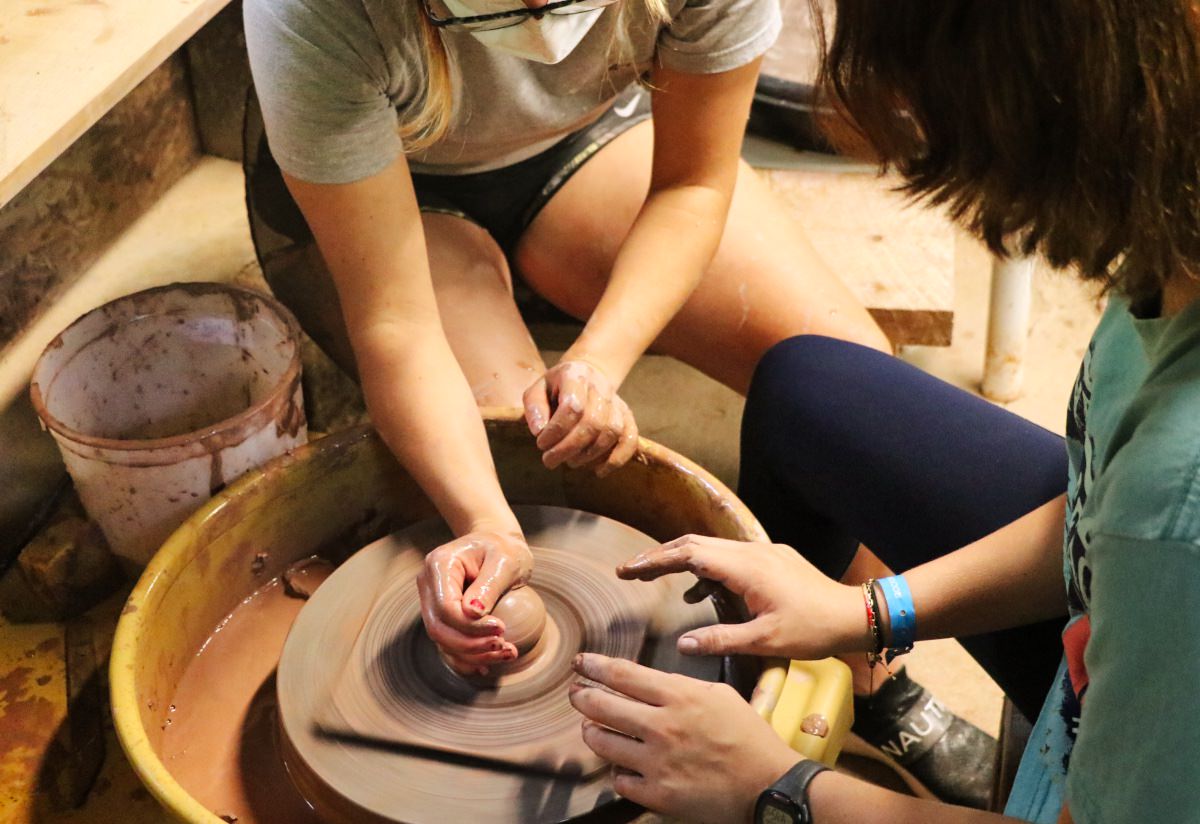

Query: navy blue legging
[{"left": 738, "top": 336, "right": 1067, "bottom": 723}]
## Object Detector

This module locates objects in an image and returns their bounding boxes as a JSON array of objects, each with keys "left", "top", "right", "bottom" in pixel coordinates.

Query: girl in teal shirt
[{"left": 567, "top": 1, "right": 1200, "bottom": 822}]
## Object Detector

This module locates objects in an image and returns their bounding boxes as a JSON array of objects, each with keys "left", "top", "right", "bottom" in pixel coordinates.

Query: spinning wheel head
[{"left": 277, "top": 505, "right": 724, "bottom": 824}]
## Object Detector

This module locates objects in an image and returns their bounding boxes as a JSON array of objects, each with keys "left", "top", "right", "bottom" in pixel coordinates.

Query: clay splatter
[{"left": 0, "top": 667, "right": 62, "bottom": 792}]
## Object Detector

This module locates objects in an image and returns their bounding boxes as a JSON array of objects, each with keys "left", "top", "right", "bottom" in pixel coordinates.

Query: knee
[
  {"left": 743, "top": 335, "right": 889, "bottom": 453},
  {"left": 453, "top": 241, "right": 514, "bottom": 296},
  {"left": 464, "top": 255, "right": 514, "bottom": 297},
  {"left": 425, "top": 214, "right": 515, "bottom": 297},
  {"left": 512, "top": 240, "right": 606, "bottom": 321},
  {"left": 741, "top": 337, "right": 832, "bottom": 482},
  {"left": 747, "top": 336, "right": 852, "bottom": 419}
]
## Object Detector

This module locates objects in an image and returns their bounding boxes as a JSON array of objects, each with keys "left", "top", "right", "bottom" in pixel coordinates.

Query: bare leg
[
  {"left": 262, "top": 213, "right": 544, "bottom": 408},
  {"left": 514, "top": 122, "right": 891, "bottom": 395},
  {"left": 422, "top": 213, "right": 545, "bottom": 407}
]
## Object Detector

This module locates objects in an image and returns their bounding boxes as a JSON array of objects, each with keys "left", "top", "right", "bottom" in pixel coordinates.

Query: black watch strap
[{"left": 754, "top": 760, "right": 829, "bottom": 824}]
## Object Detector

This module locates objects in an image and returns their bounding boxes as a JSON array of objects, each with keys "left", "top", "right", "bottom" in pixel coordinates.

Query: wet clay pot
[
  {"left": 30, "top": 283, "right": 306, "bottom": 567},
  {"left": 110, "top": 415, "right": 842, "bottom": 823}
]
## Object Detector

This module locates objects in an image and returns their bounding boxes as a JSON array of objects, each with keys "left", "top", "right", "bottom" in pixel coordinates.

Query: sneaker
[{"left": 852, "top": 669, "right": 997, "bottom": 809}]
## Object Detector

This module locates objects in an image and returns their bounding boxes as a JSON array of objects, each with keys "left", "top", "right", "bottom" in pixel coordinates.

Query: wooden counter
[{"left": 0, "top": 0, "right": 231, "bottom": 208}]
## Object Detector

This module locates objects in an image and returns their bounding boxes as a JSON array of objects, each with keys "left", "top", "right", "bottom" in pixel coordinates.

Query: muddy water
[{"left": 161, "top": 560, "right": 334, "bottom": 824}]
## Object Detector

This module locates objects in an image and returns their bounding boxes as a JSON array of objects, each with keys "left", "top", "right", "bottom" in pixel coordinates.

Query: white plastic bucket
[{"left": 30, "top": 283, "right": 308, "bottom": 567}]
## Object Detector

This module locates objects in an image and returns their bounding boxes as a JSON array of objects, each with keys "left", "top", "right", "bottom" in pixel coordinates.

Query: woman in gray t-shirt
[{"left": 243, "top": 0, "right": 888, "bottom": 674}]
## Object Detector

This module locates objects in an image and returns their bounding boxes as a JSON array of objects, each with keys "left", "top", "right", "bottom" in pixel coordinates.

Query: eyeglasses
[{"left": 421, "top": 0, "right": 620, "bottom": 33}]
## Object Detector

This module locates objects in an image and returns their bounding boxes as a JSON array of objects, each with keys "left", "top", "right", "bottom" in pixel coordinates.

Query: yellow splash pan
[{"left": 110, "top": 412, "right": 849, "bottom": 822}]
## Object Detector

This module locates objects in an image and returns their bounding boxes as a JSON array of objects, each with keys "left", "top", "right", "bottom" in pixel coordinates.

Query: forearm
[
  {"left": 565, "top": 185, "right": 727, "bottom": 382},
  {"left": 566, "top": 60, "right": 758, "bottom": 384},
  {"left": 355, "top": 322, "right": 519, "bottom": 536},
  {"left": 283, "top": 161, "right": 519, "bottom": 539},
  {"left": 807, "top": 770, "right": 1018, "bottom": 824},
  {"left": 872, "top": 495, "right": 1067, "bottom": 649}
]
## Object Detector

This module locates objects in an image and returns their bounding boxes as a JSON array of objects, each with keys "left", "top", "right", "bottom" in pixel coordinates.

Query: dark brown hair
[{"left": 813, "top": 1, "right": 1200, "bottom": 300}]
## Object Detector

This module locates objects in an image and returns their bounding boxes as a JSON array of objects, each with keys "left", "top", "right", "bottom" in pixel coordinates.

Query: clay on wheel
[
  {"left": 492, "top": 585, "right": 547, "bottom": 659},
  {"left": 276, "top": 505, "right": 723, "bottom": 824}
]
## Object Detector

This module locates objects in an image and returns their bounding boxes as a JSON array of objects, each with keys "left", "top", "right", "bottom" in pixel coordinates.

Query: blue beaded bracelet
[{"left": 878, "top": 574, "right": 916, "bottom": 663}]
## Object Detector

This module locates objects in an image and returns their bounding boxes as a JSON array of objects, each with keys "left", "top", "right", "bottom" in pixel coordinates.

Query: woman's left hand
[
  {"left": 416, "top": 529, "right": 533, "bottom": 676},
  {"left": 523, "top": 359, "right": 638, "bottom": 476},
  {"left": 568, "top": 653, "right": 801, "bottom": 823}
]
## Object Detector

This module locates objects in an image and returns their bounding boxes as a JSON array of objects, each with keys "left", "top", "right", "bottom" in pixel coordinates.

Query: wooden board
[
  {"left": 763, "top": 168, "right": 955, "bottom": 346},
  {"left": 185, "top": 0, "right": 253, "bottom": 163},
  {"left": 0, "top": 56, "right": 200, "bottom": 353},
  {"left": 0, "top": 0, "right": 230, "bottom": 208}
]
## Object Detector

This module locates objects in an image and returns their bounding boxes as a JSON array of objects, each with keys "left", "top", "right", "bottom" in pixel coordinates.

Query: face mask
[{"left": 442, "top": 0, "right": 605, "bottom": 64}]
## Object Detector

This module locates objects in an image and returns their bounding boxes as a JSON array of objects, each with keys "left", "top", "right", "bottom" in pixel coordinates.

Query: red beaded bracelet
[{"left": 862, "top": 578, "right": 884, "bottom": 667}]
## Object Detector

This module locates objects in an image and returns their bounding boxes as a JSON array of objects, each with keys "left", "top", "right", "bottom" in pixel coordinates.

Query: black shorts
[{"left": 244, "top": 85, "right": 652, "bottom": 256}]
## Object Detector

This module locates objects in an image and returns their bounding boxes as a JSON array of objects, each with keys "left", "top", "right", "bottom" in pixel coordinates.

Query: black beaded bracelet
[{"left": 862, "top": 578, "right": 885, "bottom": 666}]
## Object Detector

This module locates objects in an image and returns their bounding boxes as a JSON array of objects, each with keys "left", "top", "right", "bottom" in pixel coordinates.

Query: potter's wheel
[{"left": 277, "top": 505, "right": 721, "bottom": 824}]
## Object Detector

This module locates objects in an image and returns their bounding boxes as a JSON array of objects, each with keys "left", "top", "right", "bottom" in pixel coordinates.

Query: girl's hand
[
  {"left": 523, "top": 359, "right": 639, "bottom": 477},
  {"left": 416, "top": 530, "right": 534, "bottom": 676},
  {"left": 618, "top": 535, "right": 870, "bottom": 661},
  {"left": 569, "top": 653, "right": 801, "bottom": 823}
]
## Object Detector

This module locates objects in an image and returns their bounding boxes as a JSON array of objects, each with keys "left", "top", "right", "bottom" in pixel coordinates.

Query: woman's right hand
[
  {"left": 617, "top": 535, "right": 871, "bottom": 661},
  {"left": 416, "top": 529, "right": 534, "bottom": 676},
  {"left": 523, "top": 359, "right": 639, "bottom": 477}
]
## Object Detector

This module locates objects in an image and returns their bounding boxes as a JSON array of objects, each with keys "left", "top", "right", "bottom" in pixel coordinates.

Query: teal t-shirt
[{"left": 1005, "top": 294, "right": 1200, "bottom": 822}]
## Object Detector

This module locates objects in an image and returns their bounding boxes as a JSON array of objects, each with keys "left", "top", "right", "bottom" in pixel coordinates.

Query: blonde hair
[{"left": 403, "top": 0, "right": 671, "bottom": 151}]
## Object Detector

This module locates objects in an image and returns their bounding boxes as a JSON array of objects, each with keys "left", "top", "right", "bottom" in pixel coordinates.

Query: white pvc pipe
[{"left": 982, "top": 256, "right": 1036, "bottom": 403}]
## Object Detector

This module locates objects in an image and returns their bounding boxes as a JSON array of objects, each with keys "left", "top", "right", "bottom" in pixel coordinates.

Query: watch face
[
  {"left": 758, "top": 791, "right": 800, "bottom": 824},
  {"left": 761, "top": 802, "right": 797, "bottom": 824}
]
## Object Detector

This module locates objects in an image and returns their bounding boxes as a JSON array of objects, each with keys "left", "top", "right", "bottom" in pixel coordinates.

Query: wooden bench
[
  {"left": 0, "top": 0, "right": 244, "bottom": 411},
  {"left": 750, "top": 0, "right": 955, "bottom": 348},
  {"left": 0, "top": 0, "right": 231, "bottom": 207},
  {"left": 750, "top": 146, "right": 955, "bottom": 347}
]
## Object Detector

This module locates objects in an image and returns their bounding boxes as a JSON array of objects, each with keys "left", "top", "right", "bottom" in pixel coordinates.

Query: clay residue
[
  {"left": 281, "top": 557, "right": 334, "bottom": 600},
  {"left": 801, "top": 713, "right": 830, "bottom": 738},
  {"left": 209, "top": 451, "right": 225, "bottom": 496},
  {"left": 228, "top": 289, "right": 265, "bottom": 326},
  {"left": 0, "top": 666, "right": 62, "bottom": 792},
  {"left": 160, "top": 578, "right": 322, "bottom": 824},
  {"left": 273, "top": 373, "right": 306, "bottom": 440}
]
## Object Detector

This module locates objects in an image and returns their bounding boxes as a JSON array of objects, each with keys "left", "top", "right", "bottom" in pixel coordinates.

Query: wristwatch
[{"left": 754, "top": 760, "right": 829, "bottom": 824}]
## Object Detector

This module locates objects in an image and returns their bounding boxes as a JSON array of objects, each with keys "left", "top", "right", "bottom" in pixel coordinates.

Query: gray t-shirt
[{"left": 244, "top": 0, "right": 781, "bottom": 182}]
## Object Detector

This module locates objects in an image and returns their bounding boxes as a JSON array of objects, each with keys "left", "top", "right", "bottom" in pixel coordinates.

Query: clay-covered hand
[
  {"left": 618, "top": 535, "right": 869, "bottom": 661},
  {"left": 569, "top": 653, "right": 801, "bottom": 823},
  {"left": 523, "top": 359, "right": 638, "bottom": 477},
  {"left": 416, "top": 530, "right": 534, "bottom": 676}
]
